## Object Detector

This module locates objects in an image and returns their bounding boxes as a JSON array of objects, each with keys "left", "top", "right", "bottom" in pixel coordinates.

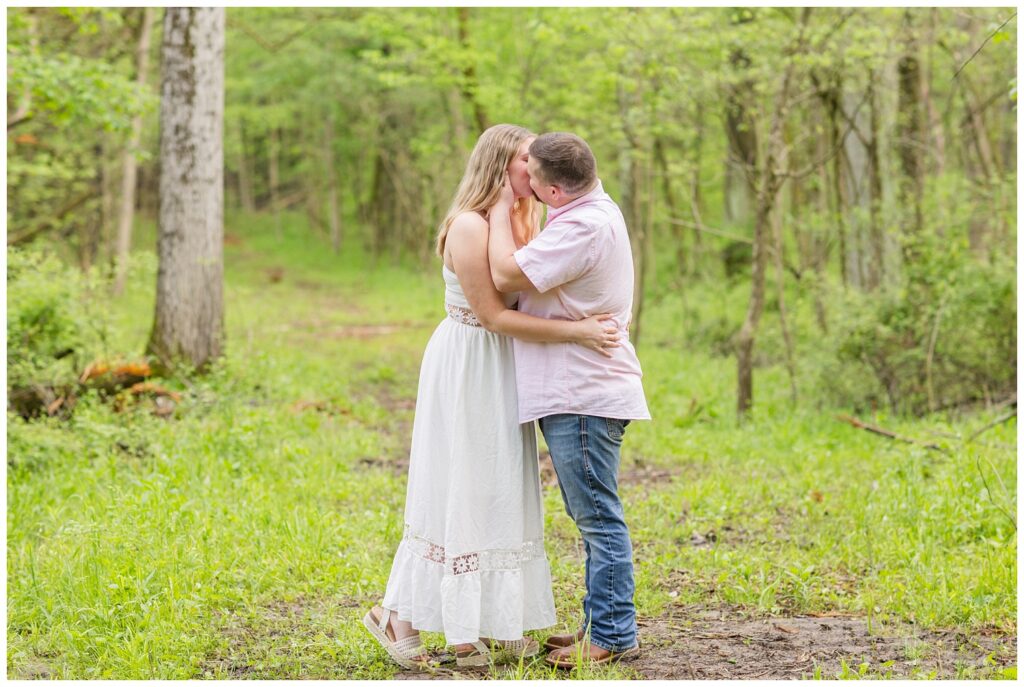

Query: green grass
[{"left": 7, "top": 211, "right": 1016, "bottom": 678}]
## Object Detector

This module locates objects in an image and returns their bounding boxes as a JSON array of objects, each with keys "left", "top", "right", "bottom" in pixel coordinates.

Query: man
[{"left": 487, "top": 132, "right": 650, "bottom": 668}]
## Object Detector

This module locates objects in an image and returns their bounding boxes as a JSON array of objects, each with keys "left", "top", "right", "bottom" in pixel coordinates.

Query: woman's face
[{"left": 507, "top": 138, "right": 534, "bottom": 200}]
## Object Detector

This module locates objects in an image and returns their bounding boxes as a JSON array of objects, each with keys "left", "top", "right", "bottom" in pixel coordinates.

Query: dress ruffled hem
[{"left": 382, "top": 538, "right": 557, "bottom": 644}]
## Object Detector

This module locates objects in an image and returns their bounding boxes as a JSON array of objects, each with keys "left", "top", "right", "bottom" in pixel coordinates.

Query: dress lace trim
[
  {"left": 402, "top": 525, "right": 543, "bottom": 576},
  {"left": 446, "top": 303, "right": 482, "bottom": 327}
]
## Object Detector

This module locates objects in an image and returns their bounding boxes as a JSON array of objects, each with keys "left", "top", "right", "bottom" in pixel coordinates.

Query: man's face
[{"left": 527, "top": 156, "right": 556, "bottom": 207}]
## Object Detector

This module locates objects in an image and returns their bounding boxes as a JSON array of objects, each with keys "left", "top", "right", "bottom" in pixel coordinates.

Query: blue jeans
[{"left": 538, "top": 413, "right": 637, "bottom": 653}]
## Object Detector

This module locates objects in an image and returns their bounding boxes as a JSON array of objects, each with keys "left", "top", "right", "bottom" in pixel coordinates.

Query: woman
[{"left": 363, "top": 125, "right": 620, "bottom": 669}]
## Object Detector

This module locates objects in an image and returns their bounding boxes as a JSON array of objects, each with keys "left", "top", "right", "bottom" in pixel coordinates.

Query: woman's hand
[{"left": 572, "top": 314, "right": 620, "bottom": 358}]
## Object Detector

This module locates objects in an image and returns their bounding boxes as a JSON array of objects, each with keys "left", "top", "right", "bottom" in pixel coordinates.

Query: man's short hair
[{"left": 529, "top": 133, "right": 597, "bottom": 196}]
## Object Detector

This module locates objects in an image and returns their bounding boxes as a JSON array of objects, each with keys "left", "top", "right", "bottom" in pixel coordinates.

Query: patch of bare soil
[
  {"left": 8, "top": 654, "right": 56, "bottom": 679},
  {"left": 628, "top": 603, "right": 1016, "bottom": 680},
  {"left": 276, "top": 321, "right": 420, "bottom": 339}
]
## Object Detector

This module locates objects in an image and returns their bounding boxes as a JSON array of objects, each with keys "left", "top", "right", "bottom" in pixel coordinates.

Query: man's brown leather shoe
[
  {"left": 544, "top": 641, "right": 640, "bottom": 669},
  {"left": 542, "top": 629, "right": 585, "bottom": 652}
]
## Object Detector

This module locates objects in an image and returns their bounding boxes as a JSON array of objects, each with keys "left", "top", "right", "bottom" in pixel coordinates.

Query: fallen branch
[
  {"left": 966, "top": 408, "right": 1017, "bottom": 444},
  {"left": 835, "top": 414, "right": 948, "bottom": 453}
]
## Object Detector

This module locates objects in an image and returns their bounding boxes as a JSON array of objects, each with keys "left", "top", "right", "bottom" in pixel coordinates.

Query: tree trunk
[
  {"left": 370, "top": 146, "right": 389, "bottom": 259},
  {"left": 147, "top": 7, "right": 225, "bottom": 372},
  {"left": 771, "top": 204, "right": 798, "bottom": 404},
  {"left": 866, "top": 75, "right": 885, "bottom": 289},
  {"left": 269, "top": 125, "right": 282, "bottom": 238},
  {"left": 736, "top": 179, "right": 775, "bottom": 421},
  {"left": 80, "top": 141, "right": 104, "bottom": 271},
  {"left": 447, "top": 86, "right": 468, "bottom": 157},
  {"left": 736, "top": 8, "right": 810, "bottom": 422},
  {"left": 113, "top": 6, "right": 155, "bottom": 296},
  {"left": 237, "top": 117, "right": 256, "bottom": 213},
  {"left": 654, "top": 136, "right": 686, "bottom": 279},
  {"left": 724, "top": 44, "right": 757, "bottom": 228},
  {"left": 822, "top": 83, "right": 849, "bottom": 288},
  {"left": 617, "top": 86, "right": 648, "bottom": 348},
  {"left": 960, "top": 74, "right": 997, "bottom": 180},
  {"left": 840, "top": 87, "right": 871, "bottom": 289},
  {"left": 896, "top": 14, "right": 925, "bottom": 262},
  {"left": 690, "top": 101, "right": 705, "bottom": 262},
  {"left": 456, "top": 7, "right": 488, "bottom": 134},
  {"left": 620, "top": 150, "right": 643, "bottom": 345},
  {"left": 923, "top": 9, "right": 947, "bottom": 177},
  {"left": 631, "top": 156, "right": 655, "bottom": 350},
  {"left": 302, "top": 108, "right": 325, "bottom": 240},
  {"left": 324, "top": 110, "right": 342, "bottom": 254},
  {"left": 100, "top": 140, "right": 114, "bottom": 266}
]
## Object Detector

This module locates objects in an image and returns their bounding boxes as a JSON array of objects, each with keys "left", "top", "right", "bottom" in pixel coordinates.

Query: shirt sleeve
[{"left": 513, "top": 219, "right": 598, "bottom": 294}]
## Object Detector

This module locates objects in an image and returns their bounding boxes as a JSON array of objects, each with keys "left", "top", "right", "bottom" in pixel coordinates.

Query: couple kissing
[{"left": 363, "top": 125, "right": 650, "bottom": 670}]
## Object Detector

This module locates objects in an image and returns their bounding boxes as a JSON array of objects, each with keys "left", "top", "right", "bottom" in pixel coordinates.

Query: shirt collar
[{"left": 546, "top": 179, "right": 604, "bottom": 222}]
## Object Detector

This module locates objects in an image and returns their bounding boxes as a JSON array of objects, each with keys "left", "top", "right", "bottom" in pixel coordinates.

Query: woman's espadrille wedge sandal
[
  {"left": 362, "top": 606, "right": 433, "bottom": 671},
  {"left": 455, "top": 637, "right": 540, "bottom": 668}
]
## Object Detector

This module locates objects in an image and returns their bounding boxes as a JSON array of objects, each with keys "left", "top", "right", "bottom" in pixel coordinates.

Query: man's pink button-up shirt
[{"left": 512, "top": 180, "right": 651, "bottom": 424}]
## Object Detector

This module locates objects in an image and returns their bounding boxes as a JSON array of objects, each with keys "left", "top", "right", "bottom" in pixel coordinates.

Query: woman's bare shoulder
[
  {"left": 448, "top": 210, "right": 487, "bottom": 233},
  {"left": 446, "top": 211, "right": 488, "bottom": 247}
]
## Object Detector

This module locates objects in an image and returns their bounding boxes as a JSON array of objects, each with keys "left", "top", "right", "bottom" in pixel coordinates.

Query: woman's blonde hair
[{"left": 436, "top": 124, "right": 540, "bottom": 257}]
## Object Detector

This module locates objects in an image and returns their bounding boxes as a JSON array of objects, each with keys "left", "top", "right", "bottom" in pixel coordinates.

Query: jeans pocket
[{"left": 605, "top": 418, "right": 627, "bottom": 441}]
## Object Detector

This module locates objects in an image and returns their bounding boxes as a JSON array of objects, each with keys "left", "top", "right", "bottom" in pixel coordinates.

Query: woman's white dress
[{"left": 381, "top": 265, "right": 556, "bottom": 644}]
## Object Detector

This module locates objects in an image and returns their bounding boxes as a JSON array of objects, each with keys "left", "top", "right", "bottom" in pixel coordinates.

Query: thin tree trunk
[
  {"left": 147, "top": 7, "right": 225, "bottom": 372},
  {"left": 736, "top": 8, "right": 810, "bottom": 422},
  {"left": 113, "top": 6, "right": 155, "bottom": 296},
  {"left": 842, "top": 86, "right": 873, "bottom": 289},
  {"left": 456, "top": 7, "right": 488, "bottom": 134},
  {"left": 923, "top": 8, "right": 947, "bottom": 177},
  {"left": 654, "top": 136, "right": 686, "bottom": 279},
  {"left": 447, "top": 87, "right": 468, "bottom": 157},
  {"left": 269, "top": 125, "right": 282, "bottom": 238},
  {"left": 631, "top": 155, "right": 655, "bottom": 350},
  {"left": 80, "top": 141, "right": 104, "bottom": 271},
  {"left": 690, "top": 101, "right": 705, "bottom": 264},
  {"left": 440, "top": 16, "right": 469, "bottom": 158},
  {"left": 771, "top": 204, "right": 798, "bottom": 404},
  {"left": 960, "top": 74, "right": 997, "bottom": 180},
  {"left": 866, "top": 76, "right": 885, "bottom": 289},
  {"left": 237, "top": 117, "right": 255, "bottom": 213},
  {"left": 617, "top": 85, "right": 648, "bottom": 347},
  {"left": 724, "top": 40, "right": 757, "bottom": 228},
  {"left": 736, "top": 178, "right": 775, "bottom": 421},
  {"left": 100, "top": 139, "right": 114, "bottom": 266},
  {"left": 324, "top": 110, "right": 342, "bottom": 254},
  {"left": 896, "top": 13, "right": 925, "bottom": 262},
  {"left": 825, "top": 84, "right": 850, "bottom": 289},
  {"left": 302, "top": 108, "right": 325, "bottom": 240}
]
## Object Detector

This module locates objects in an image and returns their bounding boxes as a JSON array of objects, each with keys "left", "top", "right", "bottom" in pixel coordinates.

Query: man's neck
[{"left": 551, "top": 179, "right": 599, "bottom": 209}]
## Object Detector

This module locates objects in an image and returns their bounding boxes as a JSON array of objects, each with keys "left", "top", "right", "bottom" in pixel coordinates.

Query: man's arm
[{"left": 487, "top": 174, "right": 535, "bottom": 293}]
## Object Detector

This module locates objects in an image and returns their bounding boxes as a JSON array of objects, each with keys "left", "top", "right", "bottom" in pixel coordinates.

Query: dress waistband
[{"left": 446, "top": 303, "right": 481, "bottom": 327}]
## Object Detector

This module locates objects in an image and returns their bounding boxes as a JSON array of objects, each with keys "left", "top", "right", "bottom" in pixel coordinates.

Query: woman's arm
[{"left": 447, "top": 213, "right": 619, "bottom": 356}]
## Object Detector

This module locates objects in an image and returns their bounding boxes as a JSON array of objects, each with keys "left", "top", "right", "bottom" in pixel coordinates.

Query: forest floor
[{"left": 7, "top": 215, "right": 1017, "bottom": 679}]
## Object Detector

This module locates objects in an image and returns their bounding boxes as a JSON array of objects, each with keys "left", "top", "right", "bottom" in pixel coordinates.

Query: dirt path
[
  {"left": 389, "top": 604, "right": 1015, "bottom": 680},
  {"left": 200, "top": 596, "right": 1015, "bottom": 679},
  {"left": 629, "top": 603, "right": 1015, "bottom": 679}
]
